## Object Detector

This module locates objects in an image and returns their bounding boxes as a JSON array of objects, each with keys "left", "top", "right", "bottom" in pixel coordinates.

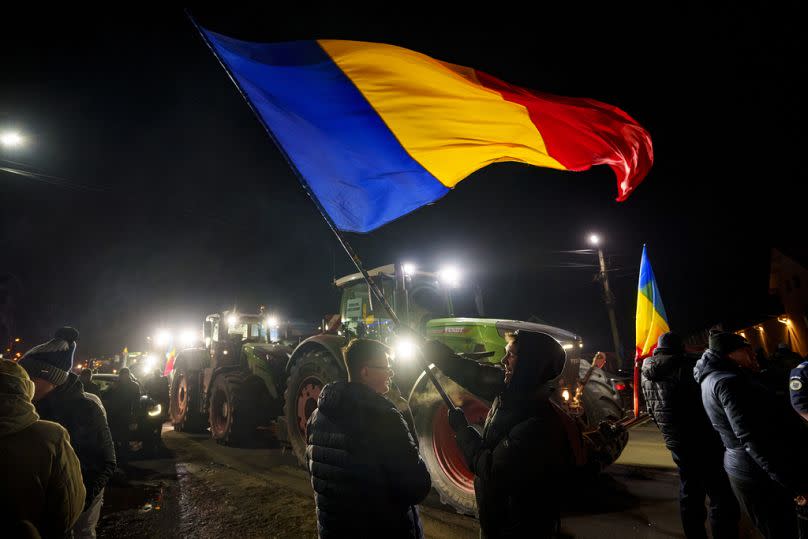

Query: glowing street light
[
  {"left": 402, "top": 263, "right": 417, "bottom": 277},
  {"left": 588, "top": 233, "right": 624, "bottom": 368}
]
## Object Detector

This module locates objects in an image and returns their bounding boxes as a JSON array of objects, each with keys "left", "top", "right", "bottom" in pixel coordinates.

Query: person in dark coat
[
  {"left": 694, "top": 330, "right": 808, "bottom": 538},
  {"left": 1, "top": 359, "right": 85, "bottom": 539},
  {"left": 104, "top": 367, "right": 142, "bottom": 469},
  {"left": 642, "top": 332, "right": 739, "bottom": 538},
  {"left": 20, "top": 327, "right": 116, "bottom": 539},
  {"left": 306, "top": 339, "right": 431, "bottom": 539},
  {"left": 78, "top": 368, "right": 101, "bottom": 396},
  {"left": 440, "top": 330, "right": 574, "bottom": 538}
]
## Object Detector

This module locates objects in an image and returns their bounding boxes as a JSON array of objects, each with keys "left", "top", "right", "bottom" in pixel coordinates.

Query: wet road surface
[{"left": 97, "top": 424, "right": 762, "bottom": 538}]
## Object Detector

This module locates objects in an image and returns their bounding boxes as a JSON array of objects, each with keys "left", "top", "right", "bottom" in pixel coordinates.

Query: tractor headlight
[
  {"left": 139, "top": 355, "right": 157, "bottom": 376},
  {"left": 147, "top": 403, "right": 162, "bottom": 417},
  {"left": 393, "top": 336, "right": 419, "bottom": 362},
  {"left": 561, "top": 388, "right": 571, "bottom": 402}
]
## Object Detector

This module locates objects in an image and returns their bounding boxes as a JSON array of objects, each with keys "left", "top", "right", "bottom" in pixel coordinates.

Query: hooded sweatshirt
[
  {"left": 454, "top": 331, "right": 572, "bottom": 538},
  {"left": 694, "top": 349, "right": 808, "bottom": 494},
  {"left": 0, "top": 360, "right": 85, "bottom": 538}
]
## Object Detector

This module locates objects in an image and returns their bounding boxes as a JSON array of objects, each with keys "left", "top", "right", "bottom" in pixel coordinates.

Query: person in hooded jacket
[
  {"left": 306, "top": 339, "right": 431, "bottom": 538},
  {"left": 437, "top": 330, "right": 574, "bottom": 538},
  {"left": 0, "top": 359, "right": 85, "bottom": 538},
  {"left": 694, "top": 330, "right": 808, "bottom": 538},
  {"left": 19, "top": 327, "right": 116, "bottom": 539},
  {"left": 641, "top": 332, "right": 739, "bottom": 538}
]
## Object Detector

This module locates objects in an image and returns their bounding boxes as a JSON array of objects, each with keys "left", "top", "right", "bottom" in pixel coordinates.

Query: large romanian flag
[
  {"left": 635, "top": 245, "right": 670, "bottom": 360},
  {"left": 202, "top": 30, "right": 654, "bottom": 233}
]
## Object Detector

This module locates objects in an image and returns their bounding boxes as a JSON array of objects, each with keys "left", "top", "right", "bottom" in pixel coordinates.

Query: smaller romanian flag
[
  {"left": 635, "top": 245, "right": 670, "bottom": 359},
  {"left": 163, "top": 348, "right": 177, "bottom": 377}
]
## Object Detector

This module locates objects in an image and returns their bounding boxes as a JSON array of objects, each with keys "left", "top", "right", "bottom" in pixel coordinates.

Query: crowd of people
[
  {"left": 1, "top": 327, "right": 154, "bottom": 538},
  {"left": 4, "top": 323, "right": 808, "bottom": 538},
  {"left": 306, "top": 331, "right": 581, "bottom": 538},
  {"left": 305, "top": 328, "right": 808, "bottom": 538},
  {"left": 642, "top": 331, "right": 808, "bottom": 538}
]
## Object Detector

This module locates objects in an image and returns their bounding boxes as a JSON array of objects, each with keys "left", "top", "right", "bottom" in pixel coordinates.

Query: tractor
[
  {"left": 169, "top": 310, "right": 314, "bottom": 445},
  {"left": 280, "top": 263, "right": 628, "bottom": 515}
]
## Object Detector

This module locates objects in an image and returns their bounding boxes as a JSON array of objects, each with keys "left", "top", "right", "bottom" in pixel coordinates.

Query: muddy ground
[{"left": 97, "top": 429, "right": 476, "bottom": 538}]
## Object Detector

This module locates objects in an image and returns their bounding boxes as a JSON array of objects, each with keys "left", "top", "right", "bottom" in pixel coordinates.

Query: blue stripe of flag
[{"left": 202, "top": 30, "right": 448, "bottom": 232}]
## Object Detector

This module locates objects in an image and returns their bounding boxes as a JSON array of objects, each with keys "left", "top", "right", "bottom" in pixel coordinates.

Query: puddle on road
[{"left": 104, "top": 484, "right": 166, "bottom": 513}]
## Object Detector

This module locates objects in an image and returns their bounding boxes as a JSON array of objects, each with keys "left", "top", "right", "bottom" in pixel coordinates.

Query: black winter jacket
[
  {"left": 642, "top": 350, "right": 723, "bottom": 456},
  {"left": 35, "top": 373, "right": 117, "bottom": 508},
  {"left": 694, "top": 349, "right": 808, "bottom": 494},
  {"left": 306, "top": 381, "right": 431, "bottom": 539},
  {"left": 425, "top": 338, "right": 574, "bottom": 537}
]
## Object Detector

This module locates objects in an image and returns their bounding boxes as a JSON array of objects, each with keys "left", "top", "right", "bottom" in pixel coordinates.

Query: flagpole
[{"left": 186, "top": 13, "right": 456, "bottom": 410}]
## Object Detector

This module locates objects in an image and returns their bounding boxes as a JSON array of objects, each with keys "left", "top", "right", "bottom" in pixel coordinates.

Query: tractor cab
[
  {"left": 335, "top": 263, "right": 483, "bottom": 342},
  {"left": 203, "top": 311, "right": 268, "bottom": 368}
]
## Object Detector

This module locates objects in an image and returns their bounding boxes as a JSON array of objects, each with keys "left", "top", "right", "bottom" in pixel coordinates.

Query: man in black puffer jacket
[
  {"left": 20, "top": 327, "right": 116, "bottom": 539},
  {"left": 694, "top": 330, "right": 808, "bottom": 538},
  {"left": 642, "top": 332, "right": 739, "bottom": 538},
  {"left": 306, "top": 339, "right": 431, "bottom": 538},
  {"left": 441, "top": 330, "right": 575, "bottom": 538}
]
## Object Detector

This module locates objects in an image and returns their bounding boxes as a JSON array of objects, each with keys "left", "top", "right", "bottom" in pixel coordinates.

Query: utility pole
[{"left": 589, "top": 235, "right": 625, "bottom": 369}]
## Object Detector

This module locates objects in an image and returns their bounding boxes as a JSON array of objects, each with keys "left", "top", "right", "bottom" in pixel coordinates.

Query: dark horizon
[{"left": 1, "top": 7, "right": 803, "bottom": 359}]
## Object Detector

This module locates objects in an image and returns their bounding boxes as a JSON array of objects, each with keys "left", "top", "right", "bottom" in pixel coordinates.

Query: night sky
[{"left": 1, "top": 7, "right": 803, "bottom": 360}]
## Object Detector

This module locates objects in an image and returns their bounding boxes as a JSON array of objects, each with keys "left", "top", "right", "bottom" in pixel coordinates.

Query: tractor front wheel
[
  {"left": 209, "top": 372, "right": 260, "bottom": 445},
  {"left": 169, "top": 367, "right": 206, "bottom": 433},
  {"left": 283, "top": 348, "right": 345, "bottom": 465}
]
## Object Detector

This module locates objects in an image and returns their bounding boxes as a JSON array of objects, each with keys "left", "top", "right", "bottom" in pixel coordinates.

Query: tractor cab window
[
  {"left": 340, "top": 279, "right": 395, "bottom": 339},
  {"left": 407, "top": 276, "right": 481, "bottom": 329}
]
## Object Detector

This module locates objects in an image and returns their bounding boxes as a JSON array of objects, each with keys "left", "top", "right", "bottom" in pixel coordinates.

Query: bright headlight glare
[
  {"left": 393, "top": 337, "right": 419, "bottom": 362},
  {"left": 227, "top": 314, "right": 239, "bottom": 327},
  {"left": 154, "top": 329, "right": 172, "bottom": 347},
  {"left": 180, "top": 328, "right": 198, "bottom": 347},
  {"left": 266, "top": 316, "right": 279, "bottom": 328},
  {"left": 148, "top": 403, "right": 162, "bottom": 417},
  {"left": 562, "top": 343, "right": 574, "bottom": 350},
  {"left": 561, "top": 389, "right": 571, "bottom": 401},
  {"left": 438, "top": 266, "right": 461, "bottom": 288}
]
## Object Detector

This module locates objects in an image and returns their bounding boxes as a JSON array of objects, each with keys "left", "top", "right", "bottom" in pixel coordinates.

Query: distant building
[{"left": 686, "top": 249, "right": 808, "bottom": 356}]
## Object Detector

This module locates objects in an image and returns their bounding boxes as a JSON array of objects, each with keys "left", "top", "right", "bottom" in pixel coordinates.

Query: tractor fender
[{"left": 285, "top": 334, "right": 348, "bottom": 376}]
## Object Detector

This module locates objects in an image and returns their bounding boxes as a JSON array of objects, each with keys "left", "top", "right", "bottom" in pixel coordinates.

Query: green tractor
[
  {"left": 169, "top": 311, "right": 310, "bottom": 445},
  {"left": 281, "top": 264, "right": 628, "bottom": 515}
]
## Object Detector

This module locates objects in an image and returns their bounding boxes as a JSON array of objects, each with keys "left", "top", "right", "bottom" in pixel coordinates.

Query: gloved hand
[{"left": 448, "top": 407, "right": 469, "bottom": 433}]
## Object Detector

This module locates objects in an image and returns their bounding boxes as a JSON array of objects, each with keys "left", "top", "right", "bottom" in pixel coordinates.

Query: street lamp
[{"left": 588, "top": 233, "right": 625, "bottom": 369}]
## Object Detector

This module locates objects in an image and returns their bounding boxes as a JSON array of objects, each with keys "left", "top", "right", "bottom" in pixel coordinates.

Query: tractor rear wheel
[
  {"left": 410, "top": 377, "right": 490, "bottom": 516},
  {"left": 169, "top": 366, "right": 206, "bottom": 433},
  {"left": 283, "top": 347, "right": 345, "bottom": 465},
  {"left": 578, "top": 360, "right": 629, "bottom": 469},
  {"left": 209, "top": 372, "right": 260, "bottom": 445}
]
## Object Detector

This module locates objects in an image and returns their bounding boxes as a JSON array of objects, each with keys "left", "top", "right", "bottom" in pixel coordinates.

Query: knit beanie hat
[
  {"left": 708, "top": 330, "right": 750, "bottom": 356},
  {"left": 656, "top": 332, "right": 684, "bottom": 353},
  {"left": 19, "top": 327, "right": 79, "bottom": 386}
]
